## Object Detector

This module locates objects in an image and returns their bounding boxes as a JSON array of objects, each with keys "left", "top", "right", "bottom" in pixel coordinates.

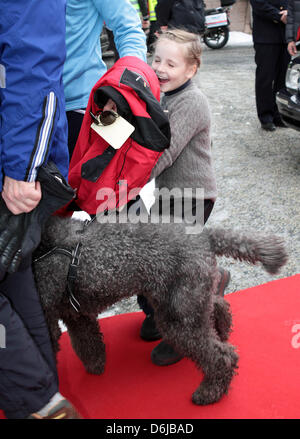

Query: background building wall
[{"left": 205, "top": 0, "right": 252, "bottom": 33}]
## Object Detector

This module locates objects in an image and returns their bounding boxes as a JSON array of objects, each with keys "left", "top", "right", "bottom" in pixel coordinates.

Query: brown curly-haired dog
[{"left": 33, "top": 216, "right": 287, "bottom": 405}]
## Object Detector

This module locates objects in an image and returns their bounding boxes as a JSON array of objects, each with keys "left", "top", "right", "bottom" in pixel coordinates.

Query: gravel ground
[{"left": 100, "top": 38, "right": 300, "bottom": 318}]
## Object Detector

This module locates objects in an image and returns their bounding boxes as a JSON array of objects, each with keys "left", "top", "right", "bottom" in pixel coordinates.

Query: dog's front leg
[{"left": 62, "top": 312, "right": 106, "bottom": 375}]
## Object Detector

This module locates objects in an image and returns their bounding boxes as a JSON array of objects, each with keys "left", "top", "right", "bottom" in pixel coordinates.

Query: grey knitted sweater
[{"left": 150, "top": 80, "right": 217, "bottom": 201}]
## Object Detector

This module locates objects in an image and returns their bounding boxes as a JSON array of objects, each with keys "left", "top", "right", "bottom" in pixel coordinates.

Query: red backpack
[{"left": 64, "top": 56, "right": 170, "bottom": 215}]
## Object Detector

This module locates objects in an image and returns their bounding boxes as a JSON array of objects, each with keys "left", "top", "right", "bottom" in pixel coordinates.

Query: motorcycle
[{"left": 203, "top": 0, "right": 236, "bottom": 50}]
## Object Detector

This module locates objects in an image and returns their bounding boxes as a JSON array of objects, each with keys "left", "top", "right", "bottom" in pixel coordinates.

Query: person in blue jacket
[
  {"left": 0, "top": 0, "right": 81, "bottom": 419},
  {"left": 64, "top": 0, "right": 148, "bottom": 156}
]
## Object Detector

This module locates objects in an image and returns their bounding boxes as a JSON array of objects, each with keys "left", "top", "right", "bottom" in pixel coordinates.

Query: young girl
[
  {"left": 150, "top": 28, "right": 217, "bottom": 222},
  {"left": 138, "top": 28, "right": 230, "bottom": 366}
]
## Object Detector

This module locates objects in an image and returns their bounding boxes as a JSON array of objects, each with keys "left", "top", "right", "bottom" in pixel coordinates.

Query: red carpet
[{"left": 1, "top": 274, "right": 300, "bottom": 419}]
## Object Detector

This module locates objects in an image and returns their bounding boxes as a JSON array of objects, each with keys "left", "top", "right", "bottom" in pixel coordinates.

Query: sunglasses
[{"left": 90, "top": 110, "right": 119, "bottom": 126}]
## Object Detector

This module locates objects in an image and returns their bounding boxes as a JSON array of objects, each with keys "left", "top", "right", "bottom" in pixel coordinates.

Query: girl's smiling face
[{"left": 151, "top": 39, "right": 197, "bottom": 93}]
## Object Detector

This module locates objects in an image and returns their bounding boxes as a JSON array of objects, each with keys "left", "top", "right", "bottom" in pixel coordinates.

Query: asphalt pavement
[{"left": 100, "top": 36, "right": 300, "bottom": 317}]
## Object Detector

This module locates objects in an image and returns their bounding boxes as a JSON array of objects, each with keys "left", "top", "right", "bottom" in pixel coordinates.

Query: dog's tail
[{"left": 207, "top": 228, "right": 288, "bottom": 275}]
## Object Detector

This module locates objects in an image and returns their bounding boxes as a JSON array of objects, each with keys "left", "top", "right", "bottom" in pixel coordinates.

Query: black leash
[
  {"left": 33, "top": 247, "right": 73, "bottom": 263},
  {"left": 66, "top": 241, "right": 82, "bottom": 312}
]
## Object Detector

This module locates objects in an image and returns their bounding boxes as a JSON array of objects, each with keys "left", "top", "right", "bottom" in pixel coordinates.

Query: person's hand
[
  {"left": 155, "top": 26, "right": 168, "bottom": 37},
  {"left": 280, "top": 10, "right": 287, "bottom": 24},
  {"left": 142, "top": 19, "right": 150, "bottom": 30},
  {"left": 2, "top": 177, "right": 41, "bottom": 215},
  {"left": 102, "top": 98, "right": 117, "bottom": 113},
  {"left": 288, "top": 41, "right": 297, "bottom": 56}
]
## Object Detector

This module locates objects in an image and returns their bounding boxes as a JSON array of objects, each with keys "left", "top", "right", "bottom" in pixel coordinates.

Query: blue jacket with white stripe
[{"left": 0, "top": 0, "right": 69, "bottom": 192}]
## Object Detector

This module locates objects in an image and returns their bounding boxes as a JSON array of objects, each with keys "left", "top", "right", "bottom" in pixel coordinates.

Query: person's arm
[
  {"left": 95, "top": 0, "right": 147, "bottom": 62},
  {"left": 151, "top": 91, "right": 211, "bottom": 179},
  {"left": 250, "top": 0, "right": 283, "bottom": 23},
  {"left": 0, "top": 0, "right": 68, "bottom": 213},
  {"left": 286, "top": 0, "right": 296, "bottom": 52},
  {"left": 138, "top": 0, "right": 150, "bottom": 20},
  {"left": 138, "top": 0, "right": 150, "bottom": 31}
]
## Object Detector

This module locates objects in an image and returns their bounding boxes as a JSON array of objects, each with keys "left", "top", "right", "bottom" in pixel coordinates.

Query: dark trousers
[
  {"left": 137, "top": 198, "right": 215, "bottom": 315},
  {"left": 147, "top": 21, "right": 159, "bottom": 52},
  {"left": 106, "top": 28, "right": 119, "bottom": 61},
  {"left": 254, "top": 43, "right": 290, "bottom": 124},
  {"left": 66, "top": 110, "right": 85, "bottom": 158},
  {"left": 0, "top": 259, "right": 58, "bottom": 419}
]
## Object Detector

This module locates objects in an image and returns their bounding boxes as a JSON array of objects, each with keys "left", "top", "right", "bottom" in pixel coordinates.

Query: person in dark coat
[
  {"left": 250, "top": 0, "right": 290, "bottom": 131},
  {"left": 155, "top": 0, "right": 205, "bottom": 34},
  {"left": 286, "top": 0, "right": 300, "bottom": 56}
]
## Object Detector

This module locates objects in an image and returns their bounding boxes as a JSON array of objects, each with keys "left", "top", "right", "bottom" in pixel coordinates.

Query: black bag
[
  {"left": 0, "top": 162, "right": 75, "bottom": 279},
  {"left": 169, "top": 0, "right": 205, "bottom": 34}
]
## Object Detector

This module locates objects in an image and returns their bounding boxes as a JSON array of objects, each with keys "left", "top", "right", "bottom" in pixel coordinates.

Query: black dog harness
[{"left": 33, "top": 218, "right": 95, "bottom": 312}]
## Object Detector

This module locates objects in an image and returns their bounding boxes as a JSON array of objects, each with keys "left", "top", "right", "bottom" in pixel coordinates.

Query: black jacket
[
  {"left": 155, "top": 0, "right": 205, "bottom": 33},
  {"left": 286, "top": 0, "right": 300, "bottom": 42},
  {"left": 250, "top": 0, "right": 288, "bottom": 44}
]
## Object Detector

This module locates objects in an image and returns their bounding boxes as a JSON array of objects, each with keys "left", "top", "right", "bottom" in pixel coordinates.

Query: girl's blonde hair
[{"left": 155, "top": 28, "right": 202, "bottom": 69}]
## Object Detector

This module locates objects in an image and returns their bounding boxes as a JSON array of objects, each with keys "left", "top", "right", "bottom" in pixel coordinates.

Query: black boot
[
  {"left": 151, "top": 341, "right": 183, "bottom": 366},
  {"left": 140, "top": 314, "right": 162, "bottom": 341}
]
